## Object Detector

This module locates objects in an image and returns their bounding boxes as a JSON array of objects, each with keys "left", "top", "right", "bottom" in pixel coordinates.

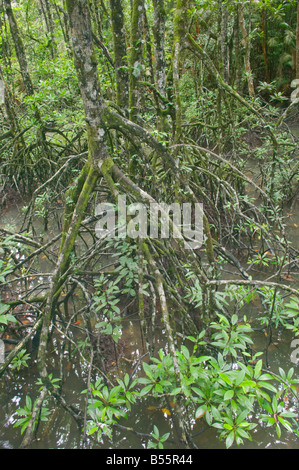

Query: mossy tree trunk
[
  {"left": 233, "top": 7, "right": 242, "bottom": 93},
  {"left": 4, "top": 0, "right": 34, "bottom": 97},
  {"left": 261, "top": 8, "right": 270, "bottom": 83},
  {"left": 89, "top": 0, "right": 102, "bottom": 38},
  {"left": 53, "top": 0, "right": 71, "bottom": 52},
  {"left": 37, "top": 0, "right": 111, "bottom": 379},
  {"left": 152, "top": 0, "right": 168, "bottom": 133},
  {"left": 109, "top": 0, "right": 129, "bottom": 110},
  {"left": 172, "top": 0, "right": 190, "bottom": 142},
  {"left": 220, "top": 0, "right": 229, "bottom": 83},
  {"left": 66, "top": 0, "right": 109, "bottom": 168},
  {"left": 129, "top": 0, "right": 144, "bottom": 122},
  {"left": 238, "top": 5, "right": 255, "bottom": 99},
  {"left": 40, "top": 0, "right": 57, "bottom": 58}
]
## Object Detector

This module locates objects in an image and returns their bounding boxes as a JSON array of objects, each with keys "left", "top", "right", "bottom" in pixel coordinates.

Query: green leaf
[
  {"left": 235, "top": 369, "right": 246, "bottom": 386},
  {"left": 277, "top": 417, "right": 293, "bottom": 432},
  {"left": 180, "top": 345, "right": 190, "bottom": 360},
  {"left": 205, "top": 409, "right": 212, "bottom": 425},
  {"left": 170, "top": 387, "right": 181, "bottom": 396},
  {"left": 258, "top": 382, "right": 277, "bottom": 393},
  {"left": 276, "top": 424, "right": 281, "bottom": 439},
  {"left": 280, "top": 410, "right": 297, "bottom": 418},
  {"left": 254, "top": 360, "right": 263, "bottom": 379},
  {"left": 287, "top": 368, "right": 294, "bottom": 381},
  {"left": 272, "top": 396, "right": 278, "bottom": 413},
  {"left": 236, "top": 428, "right": 251, "bottom": 440},
  {"left": 5, "top": 313, "right": 17, "bottom": 323},
  {"left": 211, "top": 406, "right": 222, "bottom": 421},
  {"left": 226, "top": 431, "right": 235, "bottom": 449},
  {"left": 259, "top": 373, "right": 275, "bottom": 381},
  {"left": 219, "top": 373, "right": 232, "bottom": 385},
  {"left": 0, "top": 304, "right": 9, "bottom": 315},
  {"left": 153, "top": 425, "right": 159, "bottom": 438},
  {"left": 223, "top": 423, "right": 233, "bottom": 430},
  {"left": 241, "top": 380, "right": 257, "bottom": 388},
  {"left": 261, "top": 401, "right": 273, "bottom": 414},
  {"left": 191, "top": 387, "right": 204, "bottom": 398},
  {"left": 160, "top": 432, "right": 170, "bottom": 443},
  {"left": 195, "top": 405, "right": 207, "bottom": 419},
  {"left": 278, "top": 368, "right": 286, "bottom": 380},
  {"left": 197, "top": 355, "right": 212, "bottom": 363},
  {"left": 143, "top": 362, "right": 154, "bottom": 380},
  {"left": 25, "top": 396, "right": 32, "bottom": 411},
  {"left": 224, "top": 390, "right": 234, "bottom": 401},
  {"left": 236, "top": 410, "right": 249, "bottom": 426},
  {"left": 154, "top": 383, "right": 163, "bottom": 394},
  {"left": 139, "top": 384, "right": 154, "bottom": 396},
  {"left": 0, "top": 315, "right": 8, "bottom": 325},
  {"left": 88, "top": 425, "right": 99, "bottom": 435}
]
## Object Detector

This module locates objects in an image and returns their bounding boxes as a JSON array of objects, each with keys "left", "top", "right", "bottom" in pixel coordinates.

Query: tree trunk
[
  {"left": 4, "top": 0, "right": 45, "bottom": 131},
  {"left": 220, "top": 0, "right": 229, "bottom": 83},
  {"left": 129, "top": 0, "right": 144, "bottom": 122},
  {"left": 37, "top": 0, "right": 111, "bottom": 379},
  {"left": 3, "top": 0, "right": 34, "bottom": 96},
  {"left": 40, "top": 0, "right": 57, "bottom": 58},
  {"left": 261, "top": 9, "right": 270, "bottom": 83},
  {"left": 53, "top": 0, "right": 71, "bottom": 53},
  {"left": 172, "top": 0, "right": 190, "bottom": 142},
  {"left": 143, "top": 8, "right": 154, "bottom": 97},
  {"left": 89, "top": 0, "right": 102, "bottom": 38},
  {"left": 66, "top": 0, "right": 109, "bottom": 168},
  {"left": 233, "top": 7, "right": 242, "bottom": 92},
  {"left": 109, "top": 0, "right": 129, "bottom": 109},
  {"left": 239, "top": 5, "right": 255, "bottom": 98},
  {"left": 152, "top": 0, "right": 167, "bottom": 132}
]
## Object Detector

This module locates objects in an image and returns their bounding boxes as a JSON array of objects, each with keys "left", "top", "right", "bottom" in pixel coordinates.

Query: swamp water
[{"left": 1, "top": 149, "right": 299, "bottom": 449}]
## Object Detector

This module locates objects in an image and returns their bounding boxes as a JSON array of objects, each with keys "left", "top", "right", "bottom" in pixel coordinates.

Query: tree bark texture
[
  {"left": 129, "top": 0, "right": 144, "bottom": 121},
  {"left": 238, "top": 5, "right": 255, "bottom": 98},
  {"left": 109, "top": 0, "right": 129, "bottom": 109},
  {"left": 152, "top": 0, "right": 167, "bottom": 131},
  {"left": 4, "top": 0, "right": 34, "bottom": 96}
]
